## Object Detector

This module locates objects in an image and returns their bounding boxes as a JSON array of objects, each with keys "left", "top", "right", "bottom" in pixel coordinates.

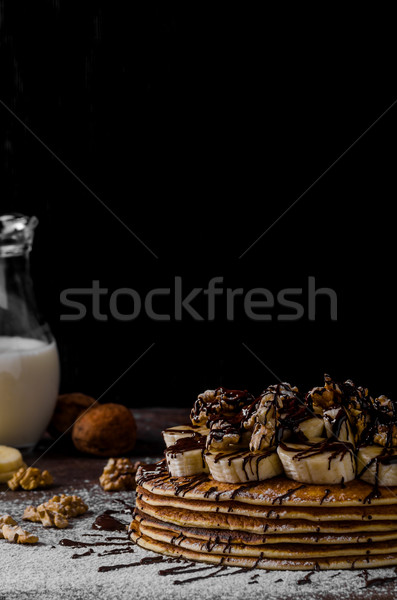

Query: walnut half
[
  {"left": 99, "top": 458, "right": 141, "bottom": 491},
  {"left": 43, "top": 494, "right": 88, "bottom": 519},
  {"left": 23, "top": 506, "right": 68, "bottom": 529},
  {"left": 1, "top": 524, "right": 38, "bottom": 544},
  {"left": 8, "top": 467, "right": 53, "bottom": 491},
  {"left": 23, "top": 494, "right": 88, "bottom": 528},
  {"left": 0, "top": 514, "right": 17, "bottom": 527}
]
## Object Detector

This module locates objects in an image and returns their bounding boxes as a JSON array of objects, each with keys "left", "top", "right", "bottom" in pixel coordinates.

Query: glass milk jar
[{"left": 0, "top": 214, "right": 60, "bottom": 449}]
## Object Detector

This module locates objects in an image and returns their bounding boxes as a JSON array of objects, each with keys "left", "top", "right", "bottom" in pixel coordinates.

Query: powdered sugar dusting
[{"left": 1, "top": 480, "right": 397, "bottom": 600}]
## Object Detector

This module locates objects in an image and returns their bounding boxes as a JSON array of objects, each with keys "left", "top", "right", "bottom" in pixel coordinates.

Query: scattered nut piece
[
  {"left": 22, "top": 506, "right": 41, "bottom": 523},
  {"left": 8, "top": 466, "right": 53, "bottom": 491},
  {"left": 23, "top": 494, "right": 88, "bottom": 528},
  {"left": 99, "top": 458, "right": 141, "bottom": 491},
  {"left": 37, "top": 507, "right": 68, "bottom": 529},
  {"left": 0, "top": 514, "right": 17, "bottom": 527},
  {"left": 43, "top": 494, "right": 88, "bottom": 518},
  {"left": 191, "top": 388, "right": 255, "bottom": 426},
  {"left": 1, "top": 524, "right": 38, "bottom": 544}
]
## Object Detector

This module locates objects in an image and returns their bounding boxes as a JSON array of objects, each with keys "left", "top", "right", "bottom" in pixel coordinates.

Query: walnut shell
[
  {"left": 72, "top": 403, "right": 136, "bottom": 456},
  {"left": 48, "top": 393, "right": 96, "bottom": 437}
]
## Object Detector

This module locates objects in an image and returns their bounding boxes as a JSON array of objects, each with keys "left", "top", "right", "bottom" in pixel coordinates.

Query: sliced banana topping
[
  {"left": 162, "top": 425, "right": 209, "bottom": 448},
  {"left": 205, "top": 449, "right": 283, "bottom": 484},
  {"left": 357, "top": 446, "right": 397, "bottom": 486},
  {"left": 277, "top": 440, "right": 356, "bottom": 485},
  {"left": 165, "top": 436, "right": 208, "bottom": 478},
  {"left": 169, "top": 374, "right": 397, "bottom": 485},
  {"left": 295, "top": 416, "right": 324, "bottom": 440},
  {"left": 323, "top": 406, "right": 355, "bottom": 445}
]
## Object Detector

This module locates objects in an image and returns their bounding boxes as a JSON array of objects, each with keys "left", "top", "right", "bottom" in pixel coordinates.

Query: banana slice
[
  {"left": 162, "top": 425, "right": 209, "bottom": 448},
  {"left": 357, "top": 446, "right": 397, "bottom": 486},
  {"left": 296, "top": 416, "right": 324, "bottom": 440},
  {"left": 204, "top": 449, "right": 283, "bottom": 484},
  {"left": 323, "top": 407, "right": 355, "bottom": 445},
  {"left": 277, "top": 440, "right": 356, "bottom": 484},
  {"left": 0, "top": 462, "right": 27, "bottom": 483},
  {"left": 0, "top": 446, "right": 24, "bottom": 474},
  {"left": 165, "top": 437, "right": 208, "bottom": 477}
]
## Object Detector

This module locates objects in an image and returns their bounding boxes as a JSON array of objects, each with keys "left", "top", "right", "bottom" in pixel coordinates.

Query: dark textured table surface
[
  {"left": 1, "top": 408, "right": 190, "bottom": 494},
  {"left": 2, "top": 408, "right": 397, "bottom": 599}
]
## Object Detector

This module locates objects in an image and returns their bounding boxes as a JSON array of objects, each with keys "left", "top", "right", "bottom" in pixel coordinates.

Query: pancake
[
  {"left": 134, "top": 462, "right": 397, "bottom": 570},
  {"left": 130, "top": 519, "right": 397, "bottom": 570},
  {"left": 138, "top": 521, "right": 397, "bottom": 558},
  {"left": 135, "top": 510, "right": 397, "bottom": 544},
  {"left": 138, "top": 487, "right": 397, "bottom": 521},
  {"left": 138, "top": 464, "right": 397, "bottom": 507},
  {"left": 136, "top": 499, "right": 397, "bottom": 535},
  {"left": 135, "top": 511, "right": 397, "bottom": 545}
]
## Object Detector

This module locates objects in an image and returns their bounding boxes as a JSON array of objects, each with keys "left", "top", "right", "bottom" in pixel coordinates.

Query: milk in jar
[
  {"left": 0, "top": 337, "right": 60, "bottom": 448},
  {"left": 0, "top": 214, "right": 60, "bottom": 449}
]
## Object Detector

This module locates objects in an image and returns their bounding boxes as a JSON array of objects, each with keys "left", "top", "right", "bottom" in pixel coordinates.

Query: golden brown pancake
[
  {"left": 129, "top": 519, "right": 397, "bottom": 570},
  {"left": 138, "top": 521, "right": 397, "bottom": 558},
  {"left": 135, "top": 510, "right": 397, "bottom": 545},
  {"left": 134, "top": 463, "right": 397, "bottom": 570},
  {"left": 137, "top": 487, "right": 397, "bottom": 521},
  {"left": 137, "top": 466, "right": 397, "bottom": 507}
]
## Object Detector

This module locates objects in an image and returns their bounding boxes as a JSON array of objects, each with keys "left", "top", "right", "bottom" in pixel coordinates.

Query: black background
[{"left": 1, "top": 3, "right": 396, "bottom": 408}]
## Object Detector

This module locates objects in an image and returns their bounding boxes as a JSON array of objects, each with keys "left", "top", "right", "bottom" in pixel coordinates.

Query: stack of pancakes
[{"left": 130, "top": 463, "right": 397, "bottom": 570}]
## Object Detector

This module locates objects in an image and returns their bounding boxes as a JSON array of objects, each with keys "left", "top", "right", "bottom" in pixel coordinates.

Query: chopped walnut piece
[
  {"left": 191, "top": 388, "right": 255, "bottom": 426},
  {"left": 0, "top": 514, "right": 17, "bottom": 527},
  {"left": 8, "top": 466, "right": 53, "bottom": 491},
  {"left": 22, "top": 506, "right": 41, "bottom": 523},
  {"left": 99, "top": 458, "right": 141, "bottom": 491},
  {"left": 373, "top": 424, "right": 397, "bottom": 447},
  {"left": 37, "top": 507, "right": 68, "bottom": 529},
  {"left": 23, "top": 494, "right": 88, "bottom": 528},
  {"left": 1, "top": 524, "right": 38, "bottom": 544},
  {"left": 250, "top": 422, "right": 277, "bottom": 452},
  {"left": 43, "top": 494, "right": 88, "bottom": 518}
]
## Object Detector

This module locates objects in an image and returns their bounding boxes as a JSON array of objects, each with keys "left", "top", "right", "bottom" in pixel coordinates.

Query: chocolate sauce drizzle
[
  {"left": 320, "top": 489, "right": 331, "bottom": 505},
  {"left": 136, "top": 460, "right": 169, "bottom": 487},
  {"left": 357, "top": 447, "right": 397, "bottom": 504},
  {"left": 230, "top": 482, "right": 256, "bottom": 500},
  {"left": 271, "top": 484, "right": 306, "bottom": 505},
  {"left": 98, "top": 555, "right": 166, "bottom": 572},
  {"left": 360, "top": 568, "right": 397, "bottom": 588},
  {"left": 71, "top": 549, "right": 94, "bottom": 559},
  {"left": 297, "top": 570, "right": 315, "bottom": 585},
  {"left": 166, "top": 435, "right": 206, "bottom": 458},
  {"left": 203, "top": 486, "right": 219, "bottom": 499},
  {"left": 92, "top": 510, "right": 127, "bottom": 532},
  {"left": 211, "top": 449, "right": 274, "bottom": 482},
  {"left": 174, "top": 475, "right": 210, "bottom": 497},
  {"left": 279, "top": 439, "right": 355, "bottom": 473},
  {"left": 59, "top": 538, "right": 132, "bottom": 548}
]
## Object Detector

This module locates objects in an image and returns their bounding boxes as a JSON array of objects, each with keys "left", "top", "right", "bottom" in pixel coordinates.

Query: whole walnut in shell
[
  {"left": 72, "top": 403, "right": 136, "bottom": 456},
  {"left": 49, "top": 393, "right": 96, "bottom": 438}
]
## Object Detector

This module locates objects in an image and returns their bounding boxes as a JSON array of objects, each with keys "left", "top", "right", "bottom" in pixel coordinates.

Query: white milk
[{"left": 0, "top": 337, "right": 60, "bottom": 448}]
